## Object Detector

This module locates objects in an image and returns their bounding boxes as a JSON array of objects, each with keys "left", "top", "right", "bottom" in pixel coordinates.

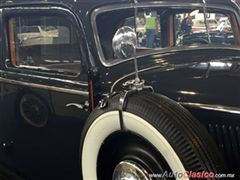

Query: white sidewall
[
  {"left": 82, "top": 111, "right": 121, "bottom": 179},
  {"left": 81, "top": 111, "right": 189, "bottom": 180}
]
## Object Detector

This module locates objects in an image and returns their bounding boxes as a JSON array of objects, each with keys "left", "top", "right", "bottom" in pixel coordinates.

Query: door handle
[{"left": 66, "top": 101, "right": 89, "bottom": 111}]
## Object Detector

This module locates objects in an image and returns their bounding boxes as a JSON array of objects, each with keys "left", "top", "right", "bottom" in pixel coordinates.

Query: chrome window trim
[
  {"left": 180, "top": 102, "right": 240, "bottom": 115},
  {"left": 91, "top": 1, "right": 240, "bottom": 67},
  {"left": 0, "top": 76, "right": 89, "bottom": 96}
]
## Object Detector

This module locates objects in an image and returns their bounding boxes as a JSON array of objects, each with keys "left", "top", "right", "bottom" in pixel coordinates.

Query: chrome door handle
[
  {"left": 66, "top": 103, "right": 84, "bottom": 109},
  {"left": 66, "top": 101, "right": 89, "bottom": 111}
]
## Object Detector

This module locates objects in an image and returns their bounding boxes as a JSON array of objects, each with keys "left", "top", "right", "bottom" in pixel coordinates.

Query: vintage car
[
  {"left": 192, "top": 19, "right": 218, "bottom": 32},
  {"left": 179, "top": 31, "right": 235, "bottom": 46},
  {"left": 0, "top": 0, "right": 240, "bottom": 179},
  {"left": 17, "top": 26, "right": 60, "bottom": 47}
]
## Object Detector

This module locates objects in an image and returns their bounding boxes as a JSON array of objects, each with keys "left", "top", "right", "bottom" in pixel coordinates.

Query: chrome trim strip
[
  {"left": 4, "top": 71, "right": 88, "bottom": 86},
  {"left": 0, "top": 77, "right": 89, "bottom": 96},
  {"left": 180, "top": 102, "right": 240, "bottom": 115},
  {"left": 91, "top": 2, "right": 240, "bottom": 67}
]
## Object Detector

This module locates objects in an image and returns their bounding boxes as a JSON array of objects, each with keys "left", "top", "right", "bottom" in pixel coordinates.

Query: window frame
[
  {"left": 91, "top": 2, "right": 240, "bottom": 67},
  {"left": 3, "top": 6, "right": 86, "bottom": 78}
]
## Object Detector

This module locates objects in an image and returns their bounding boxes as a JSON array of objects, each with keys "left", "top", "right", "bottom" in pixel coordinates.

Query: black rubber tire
[
  {"left": 80, "top": 91, "right": 226, "bottom": 179},
  {"left": 97, "top": 132, "right": 173, "bottom": 180}
]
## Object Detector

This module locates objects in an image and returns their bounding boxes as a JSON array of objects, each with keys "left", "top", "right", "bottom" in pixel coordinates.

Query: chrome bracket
[
  {"left": 123, "top": 79, "right": 154, "bottom": 92},
  {"left": 118, "top": 90, "right": 136, "bottom": 131}
]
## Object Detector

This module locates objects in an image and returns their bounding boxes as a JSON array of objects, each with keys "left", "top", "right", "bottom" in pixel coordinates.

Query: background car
[{"left": 192, "top": 19, "right": 218, "bottom": 32}]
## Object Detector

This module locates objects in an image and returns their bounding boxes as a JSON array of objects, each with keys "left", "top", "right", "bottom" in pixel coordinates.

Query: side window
[
  {"left": 175, "top": 11, "right": 236, "bottom": 46},
  {"left": 96, "top": 8, "right": 134, "bottom": 60},
  {"left": 121, "top": 11, "right": 161, "bottom": 49},
  {"left": 96, "top": 8, "right": 161, "bottom": 61},
  {"left": 8, "top": 14, "right": 82, "bottom": 76}
]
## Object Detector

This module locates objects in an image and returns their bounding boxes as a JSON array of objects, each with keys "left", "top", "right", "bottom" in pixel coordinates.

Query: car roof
[
  {"left": 0, "top": 0, "right": 238, "bottom": 6},
  {"left": 0, "top": 0, "right": 238, "bottom": 18}
]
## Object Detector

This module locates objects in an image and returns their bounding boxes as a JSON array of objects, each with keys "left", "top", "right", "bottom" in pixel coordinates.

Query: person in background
[
  {"left": 181, "top": 14, "right": 193, "bottom": 34},
  {"left": 144, "top": 11, "right": 158, "bottom": 48}
]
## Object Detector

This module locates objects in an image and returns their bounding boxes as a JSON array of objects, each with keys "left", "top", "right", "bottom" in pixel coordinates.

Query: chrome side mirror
[{"left": 112, "top": 26, "right": 137, "bottom": 59}]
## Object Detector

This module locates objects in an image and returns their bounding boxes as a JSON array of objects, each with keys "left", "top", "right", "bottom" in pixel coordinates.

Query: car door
[{"left": 0, "top": 5, "right": 89, "bottom": 180}]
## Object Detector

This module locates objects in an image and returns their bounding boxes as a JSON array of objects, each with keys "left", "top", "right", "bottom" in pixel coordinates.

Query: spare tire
[{"left": 80, "top": 92, "right": 226, "bottom": 180}]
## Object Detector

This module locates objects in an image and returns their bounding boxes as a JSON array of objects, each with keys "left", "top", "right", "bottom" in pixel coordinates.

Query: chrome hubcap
[{"left": 112, "top": 160, "right": 150, "bottom": 180}]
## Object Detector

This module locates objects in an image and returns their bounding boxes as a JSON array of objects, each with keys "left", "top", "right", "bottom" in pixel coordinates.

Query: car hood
[
  {"left": 109, "top": 46, "right": 240, "bottom": 107},
  {"left": 135, "top": 46, "right": 240, "bottom": 70}
]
